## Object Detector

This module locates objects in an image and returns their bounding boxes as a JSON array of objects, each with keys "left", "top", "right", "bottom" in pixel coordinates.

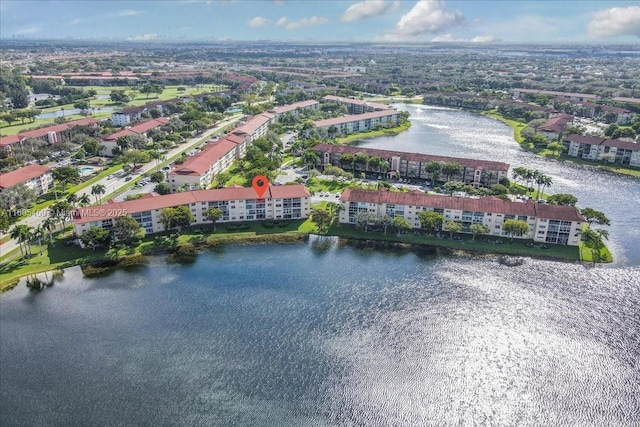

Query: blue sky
[{"left": 1, "top": 1, "right": 639, "bottom": 43}]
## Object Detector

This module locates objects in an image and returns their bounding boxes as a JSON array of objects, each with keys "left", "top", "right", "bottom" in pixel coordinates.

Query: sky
[{"left": 1, "top": 0, "right": 640, "bottom": 43}]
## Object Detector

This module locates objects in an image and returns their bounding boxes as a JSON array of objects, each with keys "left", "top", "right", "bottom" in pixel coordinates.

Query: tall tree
[
  {"left": 470, "top": 223, "right": 490, "bottom": 241},
  {"left": 417, "top": 211, "right": 444, "bottom": 234},
  {"left": 52, "top": 166, "right": 81, "bottom": 192},
  {"left": 580, "top": 208, "right": 610, "bottom": 227},
  {"left": 204, "top": 207, "right": 223, "bottom": 231},
  {"left": 311, "top": 208, "right": 332, "bottom": 233},
  {"left": 80, "top": 226, "right": 112, "bottom": 251},
  {"left": 502, "top": 219, "right": 530, "bottom": 242},
  {"left": 442, "top": 162, "right": 463, "bottom": 182},
  {"left": 444, "top": 220, "right": 462, "bottom": 238},
  {"left": 91, "top": 184, "right": 106, "bottom": 204},
  {"left": 10, "top": 224, "right": 33, "bottom": 258},
  {"left": 113, "top": 215, "right": 145, "bottom": 245}
]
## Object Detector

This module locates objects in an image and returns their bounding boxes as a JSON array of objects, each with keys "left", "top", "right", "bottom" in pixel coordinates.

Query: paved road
[{"left": 0, "top": 116, "right": 241, "bottom": 260}]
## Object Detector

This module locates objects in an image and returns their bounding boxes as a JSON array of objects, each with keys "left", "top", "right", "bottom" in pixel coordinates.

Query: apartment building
[
  {"left": 73, "top": 184, "right": 312, "bottom": 236},
  {"left": 314, "top": 144, "right": 509, "bottom": 186},
  {"left": 322, "top": 95, "right": 391, "bottom": 114},
  {"left": 563, "top": 134, "right": 640, "bottom": 167},
  {"left": 310, "top": 110, "right": 400, "bottom": 138},
  {"left": 168, "top": 138, "right": 241, "bottom": 192},
  {"left": 339, "top": 188, "right": 585, "bottom": 246},
  {"left": 0, "top": 164, "right": 53, "bottom": 195}
]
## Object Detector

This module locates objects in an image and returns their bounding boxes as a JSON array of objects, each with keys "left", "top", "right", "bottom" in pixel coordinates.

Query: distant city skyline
[{"left": 1, "top": 1, "right": 639, "bottom": 44}]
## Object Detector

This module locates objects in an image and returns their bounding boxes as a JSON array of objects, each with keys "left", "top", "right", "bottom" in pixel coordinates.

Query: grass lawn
[
  {"left": 325, "top": 223, "right": 581, "bottom": 261},
  {"left": 482, "top": 111, "right": 526, "bottom": 143},
  {"left": 0, "top": 113, "right": 112, "bottom": 136},
  {"left": 0, "top": 218, "right": 317, "bottom": 291},
  {"left": 335, "top": 121, "right": 412, "bottom": 144},
  {"left": 579, "top": 240, "right": 613, "bottom": 263}
]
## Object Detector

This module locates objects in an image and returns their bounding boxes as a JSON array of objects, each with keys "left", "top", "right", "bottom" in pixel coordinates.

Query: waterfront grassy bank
[{"left": 2, "top": 214, "right": 599, "bottom": 293}]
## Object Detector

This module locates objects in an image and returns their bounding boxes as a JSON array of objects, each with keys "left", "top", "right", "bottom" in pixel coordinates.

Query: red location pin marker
[{"left": 252, "top": 175, "right": 269, "bottom": 198}]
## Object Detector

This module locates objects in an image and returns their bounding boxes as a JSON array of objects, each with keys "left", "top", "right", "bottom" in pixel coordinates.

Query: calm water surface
[{"left": 1, "top": 106, "right": 639, "bottom": 426}]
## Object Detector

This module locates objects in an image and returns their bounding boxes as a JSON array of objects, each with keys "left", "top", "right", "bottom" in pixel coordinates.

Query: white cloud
[
  {"left": 127, "top": 33, "right": 158, "bottom": 41},
  {"left": 69, "top": 18, "right": 80, "bottom": 25},
  {"left": 431, "top": 33, "right": 460, "bottom": 42},
  {"left": 119, "top": 9, "right": 142, "bottom": 17},
  {"left": 588, "top": 6, "right": 640, "bottom": 38},
  {"left": 470, "top": 35, "right": 499, "bottom": 43},
  {"left": 340, "top": 0, "right": 400, "bottom": 22},
  {"left": 247, "top": 16, "right": 270, "bottom": 27},
  {"left": 277, "top": 16, "right": 328, "bottom": 30},
  {"left": 381, "top": 0, "right": 464, "bottom": 41}
]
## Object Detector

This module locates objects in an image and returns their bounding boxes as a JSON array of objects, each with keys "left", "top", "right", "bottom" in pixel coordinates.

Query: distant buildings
[
  {"left": 100, "top": 117, "right": 170, "bottom": 156},
  {"left": 563, "top": 134, "right": 640, "bottom": 167},
  {"left": 536, "top": 113, "right": 574, "bottom": 140},
  {"left": 269, "top": 100, "right": 319, "bottom": 120},
  {"left": 310, "top": 110, "right": 400, "bottom": 138},
  {"left": 0, "top": 118, "right": 99, "bottom": 153},
  {"left": 0, "top": 164, "right": 53, "bottom": 195},
  {"left": 314, "top": 144, "right": 509, "bottom": 186},
  {"left": 322, "top": 95, "right": 391, "bottom": 114},
  {"left": 73, "top": 184, "right": 311, "bottom": 236},
  {"left": 512, "top": 88, "right": 598, "bottom": 103},
  {"left": 339, "top": 188, "right": 585, "bottom": 246}
]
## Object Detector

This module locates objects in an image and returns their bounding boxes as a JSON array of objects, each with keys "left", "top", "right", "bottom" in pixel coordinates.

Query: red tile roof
[
  {"left": 0, "top": 135, "right": 21, "bottom": 148},
  {"left": 340, "top": 188, "right": 584, "bottom": 222},
  {"left": 272, "top": 100, "right": 319, "bottom": 115},
  {"left": 170, "top": 139, "right": 237, "bottom": 176},
  {"left": 73, "top": 184, "right": 310, "bottom": 224},
  {"left": 322, "top": 95, "right": 391, "bottom": 111},
  {"left": 103, "top": 118, "right": 169, "bottom": 140},
  {"left": 564, "top": 134, "right": 605, "bottom": 145},
  {"left": 313, "top": 110, "right": 399, "bottom": 128},
  {"left": 536, "top": 114, "right": 573, "bottom": 134},
  {"left": 0, "top": 164, "right": 51, "bottom": 189},
  {"left": 603, "top": 139, "right": 640, "bottom": 151},
  {"left": 314, "top": 143, "right": 510, "bottom": 172},
  {"left": 233, "top": 113, "right": 273, "bottom": 136}
]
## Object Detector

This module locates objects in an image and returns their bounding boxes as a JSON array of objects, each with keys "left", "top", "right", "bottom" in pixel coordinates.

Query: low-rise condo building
[
  {"left": 310, "top": 110, "right": 400, "bottom": 138},
  {"left": 73, "top": 184, "right": 312, "bottom": 236},
  {"left": 322, "top": 95, "right": 392, "bottom": 114},
  {"left": 563, "top": 134, "right": 640, "bottom": 167},
  {"left": 0, "top": 164, "right": 53, "bottom": 195},
  {"left": 314, "top": 144, "right": 509, "bottom": 186},
  {"left": 168, "top": 137, "right": 244, "bottom": 192},
  {"left": 339, "top": 188, "right": 585, "bottom": 246}
]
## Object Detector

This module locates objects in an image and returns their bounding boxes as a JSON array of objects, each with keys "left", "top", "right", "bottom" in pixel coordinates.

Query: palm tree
[
  {"left": 10, "top": 224, "right": 33, "bottom": 259},
  {"left": 91, "top": 184, "right": 106, "bottom": 204},
  {"left": 78, "top": 194, "right": 92, "bottom": 207},
  {"left": 534, "top": 172, "right": 552, "bottom": 201},
  {"left": 204, "top": 207, "right": 223, "bottom": 231},
  {"left": 33, "top": 224, "right": 45, "bottom": 255},
  {"left": 66, "top": 193, "right": 79, "bottom": 207},
  {"left": 42, "top": 217, "right": 56, "bottom": 244}
]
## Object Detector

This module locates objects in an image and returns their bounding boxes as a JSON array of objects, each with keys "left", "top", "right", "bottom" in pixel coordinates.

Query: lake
[{"left": 1, "top": 106, "right": 639, "bottom": 426}]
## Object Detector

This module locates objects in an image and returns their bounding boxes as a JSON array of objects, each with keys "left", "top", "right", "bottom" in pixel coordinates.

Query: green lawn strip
[
  {"left": 557, "top": 155, "right": 640, "bottom": 178},
  {"left": 334, "top": 121, "right": 412, "bottom": 145},
  {"left": 324, "top": 223, "right": 580, "bottom": 261},
  {"left": 0, "top": 113, "right": 112, "bottom": 136},
  {"left": 481, "top": 111, "right": 526, "bottom": 143},
  {"left": 1, "top": 219, "right": 317, "bottom": 291},
  {"left": 579, "top": 240, "right": 613, "bottom": 263}
]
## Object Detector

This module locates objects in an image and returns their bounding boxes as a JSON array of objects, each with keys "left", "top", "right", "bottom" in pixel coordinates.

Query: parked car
[{"left": 125, "top": 176, "right": 133, "bottom": 181}]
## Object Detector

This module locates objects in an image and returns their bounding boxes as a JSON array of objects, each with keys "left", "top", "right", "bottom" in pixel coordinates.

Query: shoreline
[{"left": 2, "top": 228, "right": 589, "bottom": 294}]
